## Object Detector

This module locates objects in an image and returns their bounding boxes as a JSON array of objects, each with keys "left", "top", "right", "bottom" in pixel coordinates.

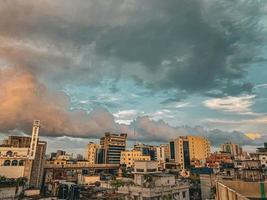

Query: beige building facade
[
  {"left": 120, "top": 150, "right": 151, "bottom": 168},
  {"left": 0, "top": 120, "right": 46, "bottom": 188},
  {"left": 169, "top": 135, "right": 210, "bottom": 170},
  {"left": 85, "top": 142, "right": 100, "bottom": 164}
]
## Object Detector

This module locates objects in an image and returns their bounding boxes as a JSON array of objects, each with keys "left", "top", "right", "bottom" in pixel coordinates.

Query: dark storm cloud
[{"left": 0, "top": 0, "right": 266, "bottom": 97}]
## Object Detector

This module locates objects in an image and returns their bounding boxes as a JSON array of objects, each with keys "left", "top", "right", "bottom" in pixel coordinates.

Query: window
[
  {"left": 136, "top": 169, "right": 144, "bottom": 172},
  {"left": 3, "top": 160, "right": 11, "bottom": 166},
  {"left": 12, "top": 160, "right": 18, "bottom": 166},
  {"left": 19, "top": 160, "right": 24, "bottom": 166},
  {"left": 147, "top": 168, "right": 157, "bottom": 172},
  {"left": 182, "top": 191, "right": 186, "bottom": 198},
  {"left": 6, "top": 151, "right": 13, "bottom": 157}
]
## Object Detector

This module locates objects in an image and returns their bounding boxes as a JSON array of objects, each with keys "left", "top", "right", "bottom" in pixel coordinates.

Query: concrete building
[
  {"left": 200, "top": 174, "right": 216, "bottom": 200},
  {"left": 0, "top": 120, "right": 47, "bottom": 188},
  {"left": 134, "top": 143, "right": 157, "bottom": 161},
  {"left": 221, "top": 142, "right": 243, "bottom": 159},
  {"left": 85, "top": 142, "right": 101, "bottom": 164},
  {"left": 120, "top": 150, "right": 151, "bottom": 168},
  {"left": 216, "top": 180, "right": 267, "bottom": 199},
  {"left": 250, "top": 143, "right": 267, "bottom": 168},
  {"left": 156, "top": 144, "right": 168, "bottom": 169},
  {"left": 77, "top": 174, "right": 100, "bottom": 185},
  {"left": 169, "top": 136, "right": 210, "bottom": 170},
  {"left": 118, "top": 161, "right": 190, "bottom": 200},
  {"left": 100, "top": 132, "right": 127, "bottom": 164},
  {"left": 206, "top": 151, "right": 233, "bottom": 168}
]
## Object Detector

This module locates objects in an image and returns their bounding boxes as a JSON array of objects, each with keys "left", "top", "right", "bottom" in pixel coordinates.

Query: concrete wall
[
  {"left": 0, "top": 166, "right": 25, "bottom": 178},
  {"left": 216, "top": 180, "right": 267, "bottom": 200},
  {"left": 78, "top": 174, "right": 100, "bottom": 185},
  {"left": 0, "top": 186, "right": 23, "bottom": 199},
  {"left": 200, "top": 174, "right": 216, "bottom": 200},
  {"left": 154, "top": 175, "right": 175, "bottom": 187}
]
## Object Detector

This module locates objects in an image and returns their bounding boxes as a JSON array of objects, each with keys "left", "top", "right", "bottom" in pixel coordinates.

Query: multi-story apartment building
[
  {"left": 169, "top": 135, "right": 210, "bottom": 170},
  {"left": 85, "top": 142, "right": 101, "bottom": 164},
  {"left": 134, "top": 143, "right": 157, "bottom": 161},
  {"left": 120, "top": 150, "right": 151, "bottom": 168},
  {"left": 221, "top": 142, "right": 243, "bottom": 159},
  {"left": 250, "top": 143, "right": 267, "bottom": 169},
  {"left": 118, "top": 161, "right": 190, "bottom": 200},
  {"left": 100, "top": 132, "right": 127, "bottom": 164},
  {"left": 0, "top": 120, "right": 47, "bottom": 188}
]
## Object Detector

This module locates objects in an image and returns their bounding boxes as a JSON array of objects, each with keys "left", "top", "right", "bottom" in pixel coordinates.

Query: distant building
[
  {"left": 250, "top": 143, "right": 267, "bottom": 168},
  {"left": 85, "top": 142, "right": 101, "bottom": 164},
  {"left": 100, "top": 132, "right": 127, "bottom": 164},
  {"left": 169, "top": 136, "right": 210, "bottom": 170},
  {"left": 206, "top": 151, "right": 233, "bottom": 168},
  {"left": 156, "top": 144, "right": 168, "bottom": 169},
  {"left": 120, "top": 150, "right": 151, "bottom": 168},
  {"left": 221, "top": 142, "right": 243, "bottom": 159},
  {"left": 76, "top": 154, "right": 84, "bottom": 160},
  {"left": 118, "top": 160, "right": 190, "bottom": 200},
  {"left": 56, "top": 150, "right": 66, "bottom": 158},
  {"left": 134, "top": 143, "right": 157, "bottom": 161},
  {"left": 0, "top": 120, "right": 47, "bottom": 189}
]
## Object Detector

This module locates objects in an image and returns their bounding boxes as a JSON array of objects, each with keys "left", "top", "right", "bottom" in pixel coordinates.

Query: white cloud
[
  {"left": 174, "top": 102, "right": 191, "bottom": 108},
  {"left": 114, "top": 109, "right": 144, "bottom": 124},
  {"left": 114, "top": 109, "right": 139, "bottom": 118},
  {"left": 203, "top": 95, "right": 256, "bottom": 114},
  {"left": 254, "top": 84, "right": 267, "bottom": 89},
  {"left": 149, "top": 109, "right": 174, "bottom": 121},
  {"left": 204, "top": 116, "right": 267, "bottom": 125}
]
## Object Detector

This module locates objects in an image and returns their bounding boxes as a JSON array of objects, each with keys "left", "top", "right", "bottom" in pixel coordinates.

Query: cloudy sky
[{"left": 0, "top": 0, "right": 267, "bottom": 154}]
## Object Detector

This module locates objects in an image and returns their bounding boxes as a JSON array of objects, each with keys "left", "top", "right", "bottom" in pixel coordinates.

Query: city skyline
[{"left": 0, "top": 1, "right": 267, "bottom": 154}]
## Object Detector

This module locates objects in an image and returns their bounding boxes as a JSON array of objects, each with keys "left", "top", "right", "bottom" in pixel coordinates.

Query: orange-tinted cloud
[{"left": 0, "top": 67, "right": 119, "bottom": 137}]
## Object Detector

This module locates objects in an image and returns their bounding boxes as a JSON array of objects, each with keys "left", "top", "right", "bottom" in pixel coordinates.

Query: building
[
  {"left": 250, "top": 143, "right": 267, "bottom": 168},
  {"left": 100, "top": 132, "right": 127, "bottom": 164},
  {"left": 200, "top": 174, "right": 216, "bottom": 200},
  {"left": 206, "top": 151, "right": 233, "bottom": 168},
  {"left": 134, "top": 143, "right": 157, "bottom": 161},
  {"left": 85, "top": 142, "right": 101, "bottom": 164},
  {"left": 216, "top": 180, "right": 267, "bottom": 199},
  {"left": 156, "top": 144, "right": 168, "bottom": 169},
  {"left": 117, "top": 161, "right": 190, "bottom": 200},
  {"left": 55, "top": 150, "right": 66, "bottom": 158},
  {"left": 0, "top": 120, "right": 47, "bottom": 188},
  {"left": 221, "top": 142, "right": 243, "bottom": 159},
  {"left": 120, "top": 150, "right": 151, "bottom": 168},
  {"left": 169, "top": 136, "right": 210, "bottom": 170},
  {"left": 77, "top": 174, "right": 100, "bottom": 185}
]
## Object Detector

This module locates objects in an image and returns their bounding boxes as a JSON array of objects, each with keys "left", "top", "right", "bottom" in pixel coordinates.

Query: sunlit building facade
[
  {"left": 85, "top": 142, "right": 101, "bottom": 164},
  {"left": 0, "top": 120, "right": 47, "bottom": 188},
  {"left": 169, "top": 135, "right": 210, "bottom": 170},
  {"left": 100, "top": 132, "right": 127, "bottom": 164},
  {"left": 120, "top": 150, "right": 151, "bottom": 168}
]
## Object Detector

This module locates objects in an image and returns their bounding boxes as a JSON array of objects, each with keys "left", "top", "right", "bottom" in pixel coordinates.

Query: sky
[{"left": 0, "top": 0, "right": 267, "bottom": 154}]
